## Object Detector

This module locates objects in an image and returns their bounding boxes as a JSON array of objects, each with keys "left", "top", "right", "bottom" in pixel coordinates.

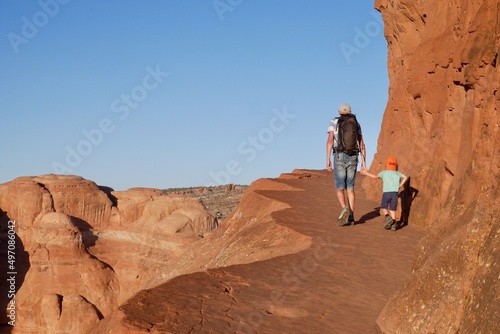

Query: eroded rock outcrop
[
  {"left": 144, "top": 177, "right": 312, "bottom": 290},
  {"left": 0, "top": 175, "right": 218, "bottom": 333},
  {"left": 91, "top": 188, "right": 218, "bottom": 303},
  {"left": 14, "top": 212, "right": 119, "bottom": 333},
  {"left": 89, "top": 170, "right": 423, "bottom": 334},
  {"left": 364, "top": 0, "right": 499, "bottom": 332},
  {"left": 0, "top": 173, "right": 316, "bottom": 333}
]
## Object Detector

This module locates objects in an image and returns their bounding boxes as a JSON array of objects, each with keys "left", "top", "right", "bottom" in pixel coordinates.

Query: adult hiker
[{"left": 326, "top": 103, "right": 366, "bottom": 226}]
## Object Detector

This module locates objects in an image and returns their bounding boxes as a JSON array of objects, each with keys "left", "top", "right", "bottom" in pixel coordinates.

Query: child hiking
[{"left": 361, "top": 157, "right": 408, "bottom": 231}]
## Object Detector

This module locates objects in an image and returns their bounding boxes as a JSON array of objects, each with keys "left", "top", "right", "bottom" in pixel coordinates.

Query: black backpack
[{"left": 336, "top": 114, "right": 359, "bottom": 155}]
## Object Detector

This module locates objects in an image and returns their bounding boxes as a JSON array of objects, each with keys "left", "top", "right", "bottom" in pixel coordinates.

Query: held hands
[{"left": 360, "top": 166, "right": 374, "bottom": 177}]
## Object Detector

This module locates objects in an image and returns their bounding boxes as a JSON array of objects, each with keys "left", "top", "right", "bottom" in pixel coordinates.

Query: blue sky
[{"left": 0, "top": 0, "right": 388, "bottom": 190}]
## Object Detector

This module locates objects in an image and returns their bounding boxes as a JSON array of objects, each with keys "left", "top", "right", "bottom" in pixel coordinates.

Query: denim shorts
[
  {"left": 333, "top": 152, "right": 358, "bottom": 190},
  {"left": 381, "top": 192, "right": 398, "bottom": 211}
]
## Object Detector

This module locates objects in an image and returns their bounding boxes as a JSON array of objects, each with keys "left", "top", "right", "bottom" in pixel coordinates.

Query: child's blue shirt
[{"left": 378, "top": 170, "right": 403, "bottom": 192}]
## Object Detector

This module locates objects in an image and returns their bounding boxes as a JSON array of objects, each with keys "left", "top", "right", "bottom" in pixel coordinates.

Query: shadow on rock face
[{"left": 398, "top": 177, "right": 419, "bottom": 228}]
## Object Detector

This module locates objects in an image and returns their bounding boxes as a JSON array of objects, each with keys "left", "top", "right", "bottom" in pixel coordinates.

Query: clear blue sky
[{"left": 0, "top": 0, "right": 388, "bottom": 191}]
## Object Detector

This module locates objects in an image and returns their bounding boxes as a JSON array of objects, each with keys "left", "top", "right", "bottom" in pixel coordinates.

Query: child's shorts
[{"left": 381, "top": 191, "right": 398, "bottom": 211}]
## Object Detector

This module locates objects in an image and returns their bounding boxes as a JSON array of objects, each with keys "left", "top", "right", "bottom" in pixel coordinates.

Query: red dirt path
[{"left": 116, "top": 170, "right": 424, "bottom": 333}]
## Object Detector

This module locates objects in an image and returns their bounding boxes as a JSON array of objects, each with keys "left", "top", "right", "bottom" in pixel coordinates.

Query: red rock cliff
[{"left": 365, "top": 0, "right": 499, "bottom": 332}]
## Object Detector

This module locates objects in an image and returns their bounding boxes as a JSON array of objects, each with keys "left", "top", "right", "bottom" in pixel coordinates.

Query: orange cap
[{"left": 386, "top": 157, "right": 398, "bottom": 170}]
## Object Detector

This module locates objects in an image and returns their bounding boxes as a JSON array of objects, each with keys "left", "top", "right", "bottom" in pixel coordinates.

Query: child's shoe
[
  {"left": 383, "top": 215, "right": 393, "bottom": 229},
  {"left": 347, "top": 215, "right": 355, "bottom": 226},
  {"left": 391, "top": 220, "right": 397, "bottom": 231}
]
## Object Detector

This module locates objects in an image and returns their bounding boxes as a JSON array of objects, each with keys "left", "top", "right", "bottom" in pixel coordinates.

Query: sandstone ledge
[{"left": 91, "top": 170, "right": 424, "bottom": 333}]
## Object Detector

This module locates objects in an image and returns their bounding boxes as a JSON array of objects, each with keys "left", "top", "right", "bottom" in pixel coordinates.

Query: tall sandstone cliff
[{"left": 365, "top": 0, "right": 499, "bottom": 333}]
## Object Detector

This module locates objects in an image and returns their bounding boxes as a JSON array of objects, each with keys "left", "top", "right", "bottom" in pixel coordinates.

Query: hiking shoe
[
  {"left": 337, "top": 207, "right": 350, "bottom": 226},
  {"left": 347, "top": 215, "right": 355, "bottom": 226},
  {"left": 383, "top": 215, "right": 393, "bottom": 230},
  {"left": 391, "top": 220, "right": 397, "bottom": 231}
]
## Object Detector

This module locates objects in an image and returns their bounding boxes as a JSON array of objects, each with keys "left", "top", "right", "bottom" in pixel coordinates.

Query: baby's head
[{"left": 386, "top": 157, "right": 398, "bottom": 171}]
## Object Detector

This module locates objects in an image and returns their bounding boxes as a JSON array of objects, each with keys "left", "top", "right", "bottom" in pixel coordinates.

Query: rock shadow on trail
[{"left": 356, "top": 207, "right": 381, "bottom": 225}]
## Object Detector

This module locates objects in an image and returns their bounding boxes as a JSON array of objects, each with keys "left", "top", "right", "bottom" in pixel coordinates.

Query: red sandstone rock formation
[
  {"left": 91, "top": 188, "right": 218, "bottom": 303},
  {"left": 143, "top": 176, "right": 312, "bottom": 290},
  {"left": 0, "top": 175, "right": 216, "bottom": 333},
  {"left": 0, "top": 170, "right": 424, "bottom": 333},
  {"left": 15, "top": 212, "right": 119, "bottom": 332},
  {"left": 90, "top": 170, "right": 424, "bottom": 334},
  {"left": 2, "top": 2, "right": 499, "bottom": 332},
  {"left": 364, "top": 0, "right": 500, "bottom": 332}
]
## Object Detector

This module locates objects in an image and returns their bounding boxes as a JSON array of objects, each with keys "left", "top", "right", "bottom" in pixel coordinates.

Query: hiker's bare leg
[
  {"left": 389, "top": 210, "right": 397, "bottom": 220},
  {"left": 381, "top": 208, "right": 389, "bottom": 216},
  {"left": 347, "top": 189, "right": 355, "bottom": 214},
  {"left": 336, "top": 189, "right": 347, "bottom": 208}
]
